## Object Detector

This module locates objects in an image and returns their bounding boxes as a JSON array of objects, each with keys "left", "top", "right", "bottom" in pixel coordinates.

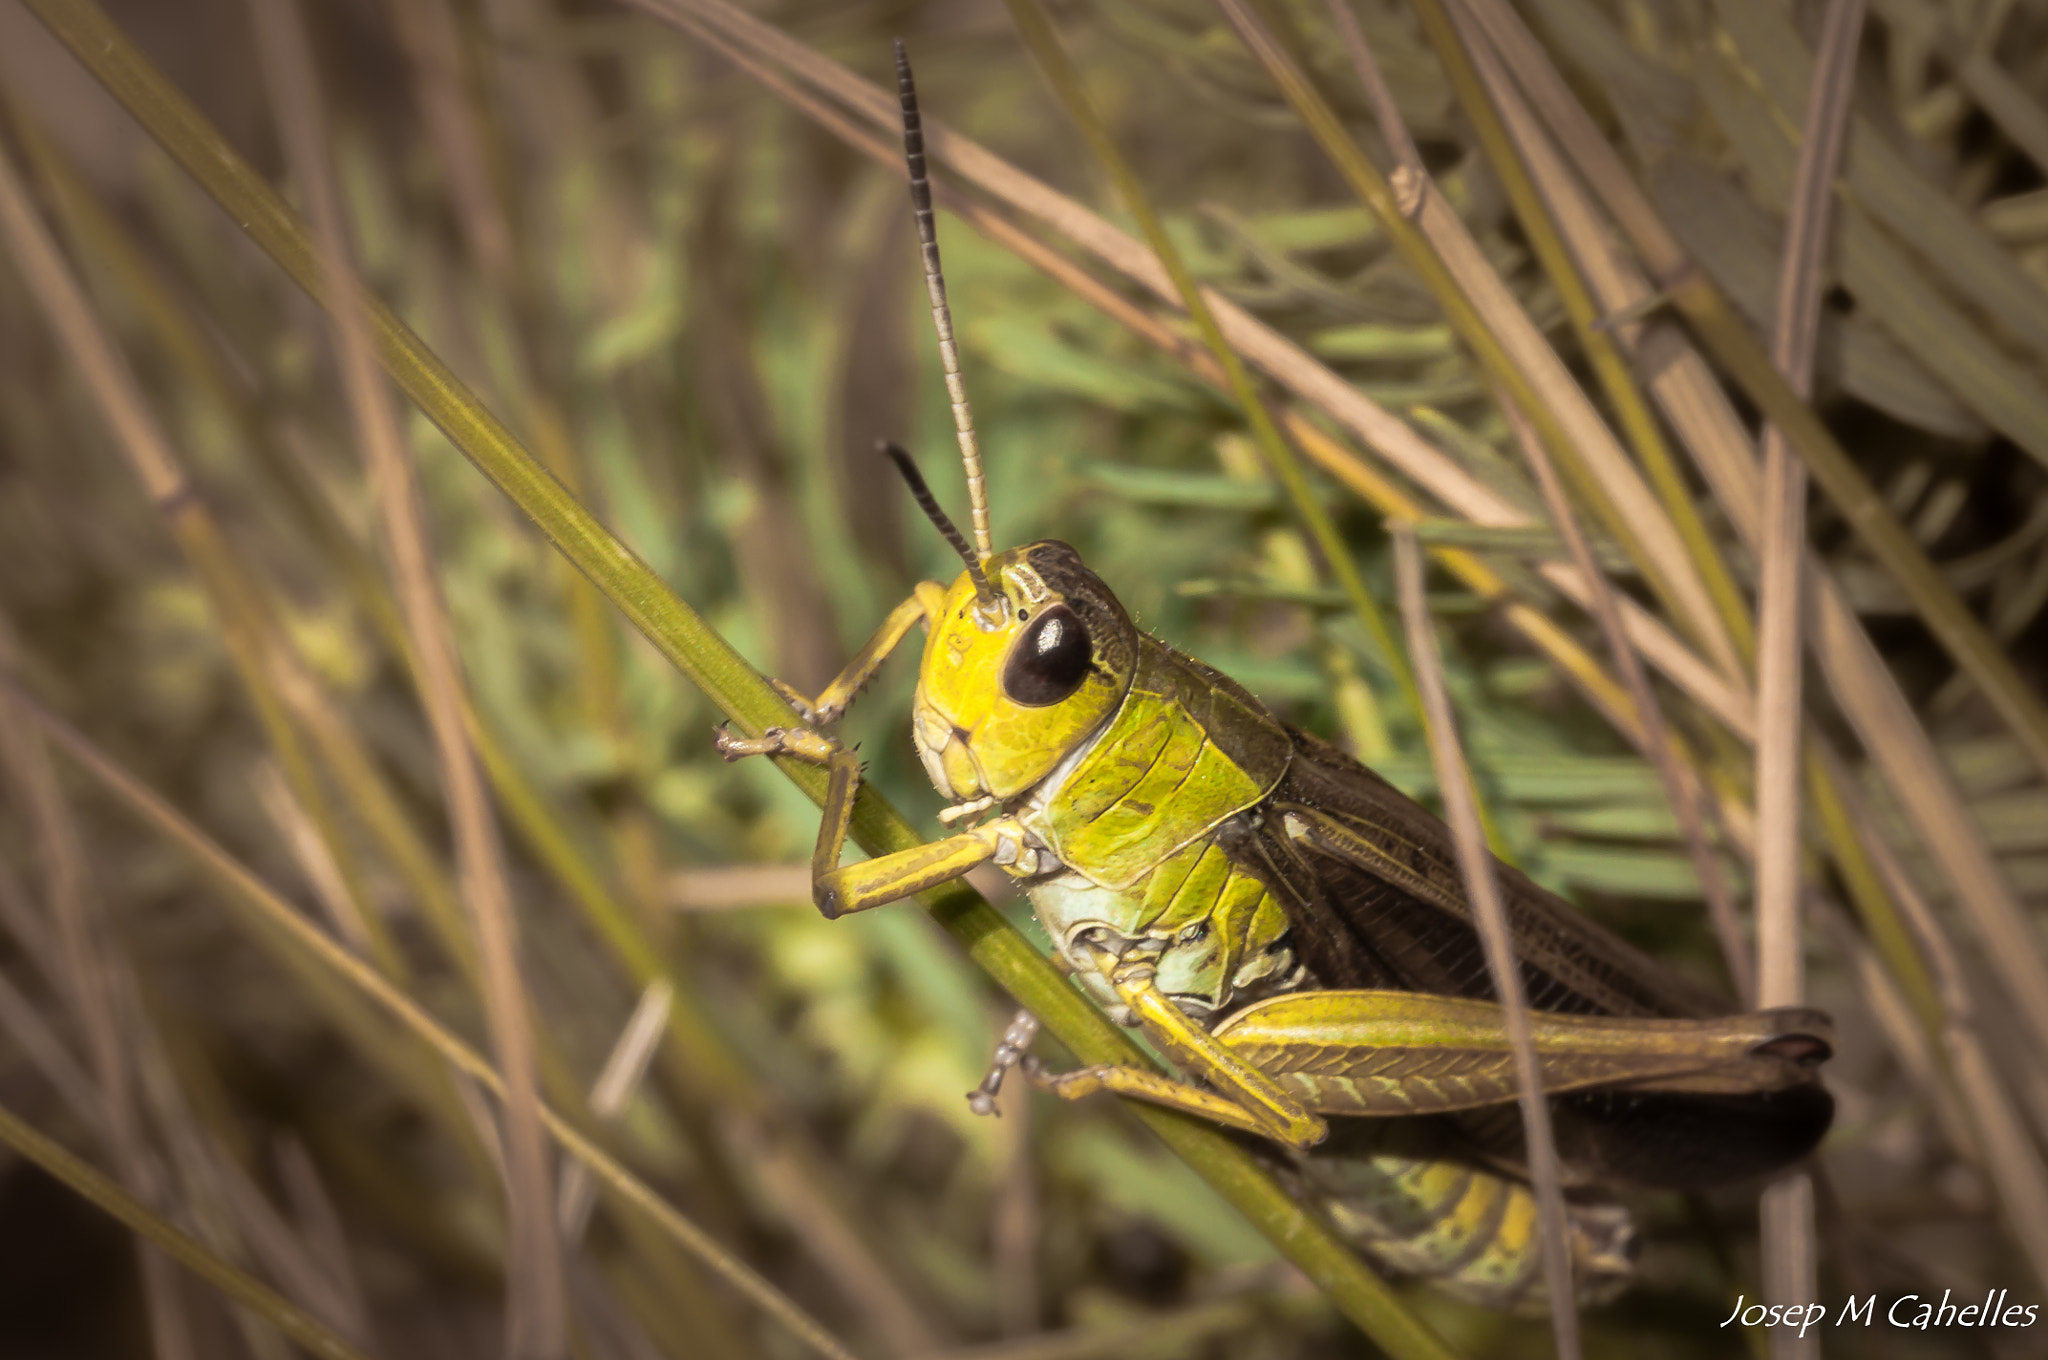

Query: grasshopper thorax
[{"left": 912, "top": 541, "right": 1139, "bottom": 803}]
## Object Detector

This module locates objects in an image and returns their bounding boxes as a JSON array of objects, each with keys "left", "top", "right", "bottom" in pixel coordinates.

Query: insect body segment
[{"left": 1297, "top": 1135, "right": 1639, "bottom": 1312}]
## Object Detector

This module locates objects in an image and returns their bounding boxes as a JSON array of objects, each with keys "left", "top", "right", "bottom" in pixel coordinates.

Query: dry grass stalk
[
  {"left": 0, "top": 847, "right": 62, "bottom": 983},
  {"left": 8, "top": 679, "right": 862, "bottom": 1360},
  {"left": 381, "top": 0, "right": 516, "bottom": 285},
  {"left": 0, "top": 964, "right": 107, "bottom": 1135},
  {"left": 990, "top": 1006, "right": 1040, "bottom": 1340},
  {"left": 1430, "top": 0, "right": 1761, "bottom": 673},
  {"left": 667, "top": 863, "right": 816, "bottom": 910},
  {"left": 19, "top": 79, "right": 929, "bottom": 1341},
  {"left": 1497, "top": 397, "right": 1754, "bottom": 998},
  {"left": 1391, "top": 526, "right": 1580, "bottom": 1352},
  {"left": 0, "top": 1094, "right": 373, "bottom": 1360},
  {"left": 9, "top": 653, "right": 332, "bottom": 1360},
  {"left": 1449, "top": 9, "right": 1947, "bottom": 1086},
  {"left": 1850, "top": 783, "right": 2048, "bottom": 1291},
  {"left": 1753, "top": 0, "right": 1867, "bottom": 1344},
  {"left": 0, "top": 155, "right": 202, "bottom": 1357},
  {"left": 1326, "top": 0, "right": 1750, "bottom": 998},
  {"left": 36, "top": 74, "right": 903, "bottom": 1317},
  {"left": 657, "top": 8, "right": 1742, "bottom": 766},
  {"left": 1325, "top": 0, "right": 1425, "bottom": 183},
  {"left": 275, "top": 1139, "right": 377, "bottom": 1346},
  {"left": 8, "top": 25, "right": 609, "bottom": 1169},
  {"left": 15, "top": 6, "right": 1442, "bottom": 1348},
  {"left": 558, "top": 980, "right": 672, "bottom": 1241},
  {"left": 1867, "top": 0, "right": 2048, "bottom": 174},
  {"left": 0, "top": 100, "right": 411, "bottom": 986},
  {"left": 1005, "top": 0, "right": 1428, "bottom": 738},
  {"left": 244, "top": 1, "right": 567, "bottom": 1354},
  {"left": 641, "top": 0, "right": 1751, "bottom": 743},
  {"left": 1457, "top": 0, "right": 2046, "bottom": 1102},
  {"left": 1442, "top": 0, "right": 2048, "bottom": 1300},
  {"left": 202, "top": 1128, "right": 376, "bottom": 1348},
  {"left": 1756, "top": 0, "right": 1866, "bottom": 1016},
  {"left": 1456, "top": 0, "right": 2048, "bottom": 790},
  {"left": 1444, "top": 32, "right": 1758, "bottom": 1001},
  {"left": 126, "top": 1007, "right": 300, "bottom": 1360},
  {"left": 1529, "top": 0, "right": 2042, "bottom": 1292},
  {"left": 252, "top": 762, "right": 379, "bottom": 962},
  {"left": 1215, "top": 0, "right": 1741, "bottom": 684}
]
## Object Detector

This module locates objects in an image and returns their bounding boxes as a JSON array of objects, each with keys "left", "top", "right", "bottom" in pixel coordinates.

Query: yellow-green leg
[
  {"left": 1021, "top": 1060, "right": 1285, "bottom": 1137},
  {"left": 770, "top": 585, "right": 947, "bottom": 726},
  {"left": 982, "top": 941, "right": 1330, "bottom": 1150},
  {"left": 716, "top": 583, "right": 1006, "bottom": 918}
]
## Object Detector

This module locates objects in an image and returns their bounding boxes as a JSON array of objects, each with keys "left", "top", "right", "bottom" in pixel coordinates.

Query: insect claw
[
  {"left": 814, "top": 881, "right": 845, "bottom": 921},
  {"left": 967, "top": 1064, "right": 1008, "bottom": 1116},
  {"left": 713, "top": 723, "right": 746, "bottom": 762}
]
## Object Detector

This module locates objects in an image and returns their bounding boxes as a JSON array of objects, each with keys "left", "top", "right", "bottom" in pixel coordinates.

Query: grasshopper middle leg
[{"left": 969, "top": 940, "right": 1331, "bottom": 1151}]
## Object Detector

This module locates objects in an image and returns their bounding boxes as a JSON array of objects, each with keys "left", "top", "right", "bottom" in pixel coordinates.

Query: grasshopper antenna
[
  {"left": 895, "top": 39, "right": 992, "bottom": 561},
  {"left": 880, "top": 441, "right": 999, "bottom": 608}
]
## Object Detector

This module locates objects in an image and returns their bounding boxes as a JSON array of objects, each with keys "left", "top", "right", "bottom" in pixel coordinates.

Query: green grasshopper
[{"left": 718, "top": 41, "right": 1833, "bottom": 1313}]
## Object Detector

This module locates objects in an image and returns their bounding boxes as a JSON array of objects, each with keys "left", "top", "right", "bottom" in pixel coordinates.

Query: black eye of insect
[{"left": 1003, "top": 604, "right": 1093, "bottom": 706}]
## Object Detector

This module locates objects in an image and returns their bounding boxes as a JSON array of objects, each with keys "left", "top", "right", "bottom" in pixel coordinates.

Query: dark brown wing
[
  {"left": 1228, "top": 724, "right": 1732, "bottom": 1020},
  {"left": 1219, "top": 727, "right": 1832, "bottom": 1188}
]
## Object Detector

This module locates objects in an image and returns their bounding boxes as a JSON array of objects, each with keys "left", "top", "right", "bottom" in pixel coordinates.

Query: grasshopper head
[
  {"left": 878, "top": 58, "right": 1139, "bottom": 801},
  {"left": 912, "top": 541, "right": 1138, "bottom": 802}
]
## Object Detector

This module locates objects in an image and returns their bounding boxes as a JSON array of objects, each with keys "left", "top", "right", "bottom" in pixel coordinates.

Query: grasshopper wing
[
  {"left": 1222, "top": 725, "right": 1834, "bottom": 1188},
  {"left": 1230, "top": 725, "right": 1724, "bottom": 1017}
]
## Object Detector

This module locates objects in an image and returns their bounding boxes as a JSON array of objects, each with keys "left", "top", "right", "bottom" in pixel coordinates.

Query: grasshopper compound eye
[{"left": 1004, "top": 604, "right": 1092, "bottom": 706}]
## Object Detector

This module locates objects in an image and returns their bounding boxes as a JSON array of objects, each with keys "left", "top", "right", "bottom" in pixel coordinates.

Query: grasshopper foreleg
[
  {"left": 772, "top": 585, "right": 949, "bottom": 729},
  {"left": 714, "top": 585, "right": 947, "bottom": 765},
  {"left": 966, "top": 1009, "right": 1042, "bottom": 1115},
  {"left": 714, "top": 585, "right": 963, "bottom": 919}
]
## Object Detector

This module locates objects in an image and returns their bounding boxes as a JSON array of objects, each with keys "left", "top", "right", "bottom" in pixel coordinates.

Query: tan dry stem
[
  {"left": 640, "top": 0, "right": 1750, "bottom": 742},
  {"left": 245, "top": 0, "right": 565, "bottom": 1353},
  {"left": 1392, "top": 528, "right": 1581, "bottom": 1351},
  {"left": 9, "top": 680, "right": 860, "bottom": 1360},
  {"left": 1751, "top": 0, "right": 1867, "bottom": 1341}
]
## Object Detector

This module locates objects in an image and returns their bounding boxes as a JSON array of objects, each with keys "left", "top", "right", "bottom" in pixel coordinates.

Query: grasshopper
[{"left": 718, "top": 41, "right": 1833, "bottom": 1313}]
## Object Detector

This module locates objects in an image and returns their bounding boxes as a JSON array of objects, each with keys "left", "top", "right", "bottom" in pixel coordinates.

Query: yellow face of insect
[{"left": 912, "top": 541, "right": 1139, "bottom": 803}]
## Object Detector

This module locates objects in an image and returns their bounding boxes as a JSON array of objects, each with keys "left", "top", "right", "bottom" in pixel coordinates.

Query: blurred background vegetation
[{"left": 0, "top": 0, "right": 2046, "bottom": 1356}]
